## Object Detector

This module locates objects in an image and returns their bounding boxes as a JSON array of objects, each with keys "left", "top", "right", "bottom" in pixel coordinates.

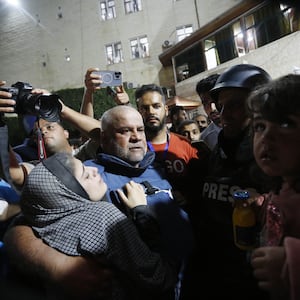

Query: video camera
[{"left": 0, "top": 81, "right": 62, "bottom": 122}]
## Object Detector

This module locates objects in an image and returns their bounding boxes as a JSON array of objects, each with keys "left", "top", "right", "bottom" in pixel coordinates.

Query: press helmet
[{"left": 210, "top": 64, "right": 271, "bottom": 101}]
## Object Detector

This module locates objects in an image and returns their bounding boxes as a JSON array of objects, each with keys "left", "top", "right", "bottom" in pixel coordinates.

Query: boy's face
[
  {"left": 253, "top": 112, "right": 300, "bottom": 179},
  {"left": 180, "top": 123, "right": 201, "bottom": 142}
]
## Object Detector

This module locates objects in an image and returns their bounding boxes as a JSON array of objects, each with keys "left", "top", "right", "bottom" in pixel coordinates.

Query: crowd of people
[{"left": 0, "top": 63, "right": 300, "bottom": 300}]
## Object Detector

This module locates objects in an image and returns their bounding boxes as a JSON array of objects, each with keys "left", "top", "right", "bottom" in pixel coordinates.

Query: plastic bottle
[{"left": 232, "top": 190, "right": 257, "bottom": 250}]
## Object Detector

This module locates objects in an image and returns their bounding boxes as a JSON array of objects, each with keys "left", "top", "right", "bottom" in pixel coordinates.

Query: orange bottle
[{"left": 232, "top": 190, "right": 257, "bottom": 250}]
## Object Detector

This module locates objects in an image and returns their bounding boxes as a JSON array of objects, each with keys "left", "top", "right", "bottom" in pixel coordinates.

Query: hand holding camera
[
  {"left": 86, "top": 68, "right": 128, "bottom": 105},
  {"left": 0, "top": 80, "right": 15, "bottom": 114},
  {"left": 85, "top": 68, "right": 122, "bottom": 93},
  {"left": 0, "top": 81, "right": 62, "bottom": 122},
  {"left": 84, "top": 68, "right": 102, "bottom": 93}
]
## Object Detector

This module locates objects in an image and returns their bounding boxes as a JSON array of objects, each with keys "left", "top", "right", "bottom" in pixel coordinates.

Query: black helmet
[{"left": 210, "top": 64, "right": 271, "bottom": 101}]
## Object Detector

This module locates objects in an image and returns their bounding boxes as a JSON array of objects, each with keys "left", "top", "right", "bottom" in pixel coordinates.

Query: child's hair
[
  {"left": 178, "top": 119, "right": 200, "bottom": 134},
  {"left": 247, "top": 74, "right": 300, "bottom": 122},
  {"left": 247, "top": 74, "right": 300, "bottom": 193}
]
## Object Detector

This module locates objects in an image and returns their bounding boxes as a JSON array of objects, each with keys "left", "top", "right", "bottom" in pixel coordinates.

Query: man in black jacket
[{"left": 183, "top": 64, "right": 272, "bottom": 300}]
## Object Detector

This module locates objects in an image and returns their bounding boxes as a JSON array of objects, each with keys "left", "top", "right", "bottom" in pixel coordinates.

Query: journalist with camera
[{"left": 0, "top": 81, "right": 62, "bottom": 122}]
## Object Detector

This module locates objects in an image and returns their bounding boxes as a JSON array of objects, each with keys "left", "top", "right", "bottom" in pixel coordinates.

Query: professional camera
[
  {"left": 0, "top": 81, "right": 62, "bottom": 121},
  {"left": 92, "top": 70, "right": 122, "bottom": 87}
]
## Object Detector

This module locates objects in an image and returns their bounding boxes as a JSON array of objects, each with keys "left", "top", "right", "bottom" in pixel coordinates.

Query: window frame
[
  {"left": 105, "top": 41, "right": 124, "bottom": 65},
  {"left": 124, "top": 0, "right": 142, "bottom": 14},
  {"left": 99, "top": 0, "right": 116, "bottom": 21},
  {"left": 130, "top": 35, "right": 149, "bottom": 59}
]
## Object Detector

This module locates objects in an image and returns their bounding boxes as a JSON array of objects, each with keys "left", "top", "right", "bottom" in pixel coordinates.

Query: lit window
[
  {"left": 176, "top": 25, "right": 193, "bottom": 42},
  {"left": 105, "top": 42, "right": 124, "bottom": 64},
  {"left": 130, "top": 36, "right": 149, "bottom": 59},
  {"left": 204, "top": 37, "right": 219, "bottom": 70},
  {"left": 233, "top": 21, "right": 246, "bottom": 56},
  {"left": 99, "top": 0, "right": 116, "bottom": 20},
  {"left": 233, "top": 15, "right": 257, "bottom": 57},
  {"left": 124, "top": 0, "right": 142, "bottom": 14}
]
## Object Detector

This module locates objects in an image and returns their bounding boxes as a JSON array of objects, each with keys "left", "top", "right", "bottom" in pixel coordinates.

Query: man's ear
[
  {"left": 64, "top": 129, "right": 69, "bottom": 139},
  {"left": 165, "top": 104, "right": 169, "bottom": 117}
]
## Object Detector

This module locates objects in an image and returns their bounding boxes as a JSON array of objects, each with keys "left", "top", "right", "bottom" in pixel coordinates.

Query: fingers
[
  {"left": 0, "top": 86, "right": 16, "bottom": 113},
  {"left": 251, "top": 250, "right": 271, "bottom": 291},
  {"left": 117, "top": 181, "right": 147, "bottom": 208},
  {"left": 31, "top": 88, "right": 50, "bottom": 95},
  {"left": 251, "top": 246, "right": 287, "bottom": 293},
  {"left": 251, "top": 247, "right": 266, "bottom": 259},
  {"left": 116, "top": 85, "right": 124, "bottom": 93},
  {"left": 114, "top": 87, "right": 130, "bottom": 105},
  {"left": 84, "top": 67, "right": 101, "bottom": 91},
  {"left": 116, "top": 188, "right": 127, "bottom": 202},
  {"left": 248, "top": 194, "right": 265, "bottom": 206}
]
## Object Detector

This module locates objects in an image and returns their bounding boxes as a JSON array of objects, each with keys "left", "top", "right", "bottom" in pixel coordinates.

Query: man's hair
[
  {"left": 193, "top": 112, "right": 208, "bottom": 120},
  {"left": 135, "top": 84, "right": 165, "bottom": 103},
  {"left": 196, "top": 73, "right": 220, "bottom": 96},
  {"left": 169, "top": 106, "right": 185, "bottom": 119},
  {"left": 178, "top": 119, "right": 200, "bottom": 133},
  {"left": 101, "top": 105, "right": 140, "bottom": 132}
]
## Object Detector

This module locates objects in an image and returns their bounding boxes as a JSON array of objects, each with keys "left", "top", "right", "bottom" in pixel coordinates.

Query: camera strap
[{"left": 36, "top": 128, "right": 47, "bottom": 161}]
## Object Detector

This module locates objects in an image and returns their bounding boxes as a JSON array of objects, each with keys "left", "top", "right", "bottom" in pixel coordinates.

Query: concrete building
[
  {"left": 0, "top": 0, "right": 299, "bottom": 101},
  {"left": 160, "top": 0, "right": 300, "bottom": 101}
]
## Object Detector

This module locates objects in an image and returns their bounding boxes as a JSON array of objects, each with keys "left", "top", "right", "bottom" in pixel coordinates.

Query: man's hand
[
  {"left": 114, "top": 85, "right": 130, "bottom": 105},
  {"left": 4, "top": 225, "right": 113, "bottom": 299},
  {"left": 51, "top": 255, "right": 113, "bottom": 299},
  {"left": 117, "top": 180, "right": 147, "bottom": 209},
  {"left": 84, "top": 67, "right": 102, "bottom": 93},
  {"left": 0, "top": 80, "right": 51, "bottom": 114},
  {"left": 0, "top": 80, "right": 15, "bottom": 113},
  {"left": 31, "top": 88, "right": 50, "bottom": 95}
]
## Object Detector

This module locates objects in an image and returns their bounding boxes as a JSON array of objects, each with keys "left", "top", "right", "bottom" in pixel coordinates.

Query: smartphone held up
[{"left": 92, "top": 70, "right": 122, "bottom": 87}]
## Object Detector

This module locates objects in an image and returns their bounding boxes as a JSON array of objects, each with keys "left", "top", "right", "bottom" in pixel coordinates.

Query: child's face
[
  {"left": 253, "top": 112, "right": 300, "bottom": 181},
  {"left": 180, "top": 123, "right": 201, "bottom": 142},
  {"left": 73, "top": 158, "right": 107, "bottom": 201}
]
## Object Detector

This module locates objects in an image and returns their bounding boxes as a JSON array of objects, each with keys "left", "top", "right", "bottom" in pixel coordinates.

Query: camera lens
[
  {"left": 17, "top": 94, "right": 61, "bottom": 121},
  {"left": 33, "top": 95, "right": 62, "bottom": 121}
]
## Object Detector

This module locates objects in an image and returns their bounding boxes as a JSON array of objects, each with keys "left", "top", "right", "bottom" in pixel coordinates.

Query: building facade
[
  {"left": 0, "top": 0, "right": 299, "bottom": 101},
  {"left": 0, "top": 0, "right": 246, "bottom": 91},
  {"left": 160, "top": 0, "right": 300, "bottom": 100}
]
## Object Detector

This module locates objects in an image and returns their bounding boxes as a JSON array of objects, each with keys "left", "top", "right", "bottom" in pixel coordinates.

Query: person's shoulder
[
  {"left": 169, "top": 132, "right": 198, "bottom": 157},
  {"left": 202, "top": 122, "right": 221, "bottom": 136},
  {"left": 83, "top": 158, "right": 102, "bottom": 169},
  {"left": 170, "top": 132, "right": 191, "bottom": 144},
  {"left": 74, "top": 139, "right": 100, "bottom": 161}
]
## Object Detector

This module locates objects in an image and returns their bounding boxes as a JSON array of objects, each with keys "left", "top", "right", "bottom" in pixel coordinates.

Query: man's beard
[{"left": 144, "top": 116, "right": 166, "bottom": 135}]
